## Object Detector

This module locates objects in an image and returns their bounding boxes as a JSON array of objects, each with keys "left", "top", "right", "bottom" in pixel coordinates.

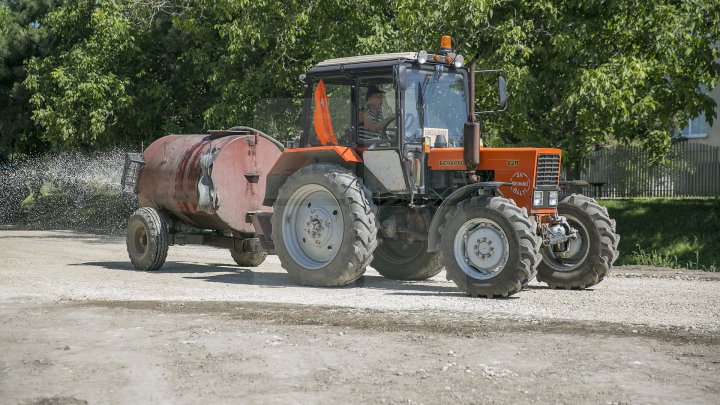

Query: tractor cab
[
  {"left": 277, "top": 37, "right": 511, "bottom": 206},
  {"left": 299, "top": 51, "right": 469, "bottom": 151}
]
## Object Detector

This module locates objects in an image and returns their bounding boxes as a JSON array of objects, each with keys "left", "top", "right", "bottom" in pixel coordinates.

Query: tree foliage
[
  {"left": 396, "top": 0, "right": 720, "bottom": 170},
  {"left": 0, "top": 0, "right": 56, "bottom": 158},
  {"left": 1, "top": 0, "right": 719, "bottom": 170}
]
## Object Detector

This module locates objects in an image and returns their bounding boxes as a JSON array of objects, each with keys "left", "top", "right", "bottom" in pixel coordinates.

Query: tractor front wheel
[
  {"left": 126, "top": 207, "right": 169, "bottom": 271},
  {"left": 439, "top": 196, "right": 540, "bottom": 298},
  {"left": 537, "top": 194, "right": 619, "bottom": 289},
  {"left": 271, "top": 164, "right": 378, "bottom": 287}
]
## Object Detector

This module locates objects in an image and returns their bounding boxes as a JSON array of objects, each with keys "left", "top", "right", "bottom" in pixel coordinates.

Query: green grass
[{"left": 599, "top": 198, "right": 720, "bottom": 271}]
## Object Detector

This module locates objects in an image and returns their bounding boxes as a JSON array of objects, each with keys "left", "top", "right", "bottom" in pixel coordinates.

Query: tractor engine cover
[{"left": 137, "top": 133, "right": 282, "bottom": 233}]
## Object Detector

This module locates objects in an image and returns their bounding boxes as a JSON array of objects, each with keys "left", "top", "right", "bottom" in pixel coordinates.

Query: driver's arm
[{"left": 359, "top": 111, "right": 395, "bottom": 132}]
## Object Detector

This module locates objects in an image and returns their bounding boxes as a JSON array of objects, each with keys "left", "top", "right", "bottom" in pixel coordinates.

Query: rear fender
[
  {"left": 427, "top": 182, "right": 509, "bottom": 252},
  {"left": 262, "top": 146, "right": 362, "bottom": 206}
]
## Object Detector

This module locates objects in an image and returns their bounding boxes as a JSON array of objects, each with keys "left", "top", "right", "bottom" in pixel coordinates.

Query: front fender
[{"left": 426, "top": 182, "right": 509, "bottom": 252}]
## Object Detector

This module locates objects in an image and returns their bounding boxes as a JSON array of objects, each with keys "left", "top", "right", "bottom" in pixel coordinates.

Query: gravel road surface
[{"left": 1, "top": 229, "right": 719, "bottom": 404}]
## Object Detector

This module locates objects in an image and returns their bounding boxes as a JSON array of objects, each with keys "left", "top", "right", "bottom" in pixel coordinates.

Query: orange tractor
[{"left": 123, "top": 36, "right": 619, "bottom": 298}]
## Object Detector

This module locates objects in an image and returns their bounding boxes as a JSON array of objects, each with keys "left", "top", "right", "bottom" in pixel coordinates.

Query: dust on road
[{"left": 1, "top": 229, "right": 719, "bottom": 404}]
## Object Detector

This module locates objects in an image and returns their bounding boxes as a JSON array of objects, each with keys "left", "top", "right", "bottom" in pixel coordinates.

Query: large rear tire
[
  {"left": 230, "top": 250, "right": 267, "bottom": 267},
  {"left": 126, "top": 207, "right": 169, "bottom": 271},
  {"left": 371, "top": 208, "right": 442, "bottom": 280},
  {"left": 537, "top": 194, "right": 619, "bottom": 289},
  {"left": 271, "top": 164, "right": 378, "bottom": 287},
  {"left": 371, "top": 239, "right": 443, "bottom": 280},
  {"left": 439, "top": 196, "right": 540, "bottom": 298}
]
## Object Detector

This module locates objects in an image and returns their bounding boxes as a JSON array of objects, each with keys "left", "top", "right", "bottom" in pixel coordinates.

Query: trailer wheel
[
  {"left": 230, "top": 250, "right": 267, "bottom": 267},
  {"left": 126, "top": 207, "right": 169, "bottom": 271},
  {"left": 537, "top": 194, "right": 619, "bottom": 289},
  {"left": 439, "top": 196, "right": 540, "bottom": 298},
  {"left": 271, "top": 164, "right": 378, "bottom": 286},
  {"left": 372, "top": 240, "right": 442, "bottom": 280}
]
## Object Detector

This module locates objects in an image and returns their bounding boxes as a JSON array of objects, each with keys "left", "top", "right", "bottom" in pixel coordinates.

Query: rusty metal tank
[{"left": 137, "top": 128, "right": 283, "bottom": 234}]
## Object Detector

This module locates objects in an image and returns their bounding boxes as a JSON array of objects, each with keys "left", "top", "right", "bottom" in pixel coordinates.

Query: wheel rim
[
  {"left": 453, "top": 218, "right": 510, "bottom": 280},
  {"left": 282, "top": 184, "right": 344, "bottom": 270},
  {"left": 130, "top": 220, "right": 149, "bottom": 257},
  {"left": 541, "top": 214, "right": 590, "bottom": 272}
]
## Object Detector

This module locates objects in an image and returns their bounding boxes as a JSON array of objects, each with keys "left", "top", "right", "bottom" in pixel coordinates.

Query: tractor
[{"left": 123, "top": 35, "right": 619, "bottom": 298}]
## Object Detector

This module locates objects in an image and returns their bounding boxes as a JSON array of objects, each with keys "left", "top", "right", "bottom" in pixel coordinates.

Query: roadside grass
[{"left": 599, "top": 198, "right": 720, "bottom": 271}]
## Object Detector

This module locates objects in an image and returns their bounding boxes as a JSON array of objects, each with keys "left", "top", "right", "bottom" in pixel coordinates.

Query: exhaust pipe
[{"left": 463, "top": 54, "right": 481, "bottom": 167}]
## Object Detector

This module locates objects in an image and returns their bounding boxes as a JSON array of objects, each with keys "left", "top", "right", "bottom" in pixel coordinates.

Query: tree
[
  {"left": 7, "top": 0, "right": 719, "bottom": 166},
  {"left": 0, "top": 0, "right": 55, "bottom": 159},
  {"left": 396, "top": 0, "right": 720, "bottom": 173},
  {"left": 18, "top": 0, "right": 398, "bottom": 149},
  {"left": 177, "top": 0, "right": 398, "bottom": 134}
]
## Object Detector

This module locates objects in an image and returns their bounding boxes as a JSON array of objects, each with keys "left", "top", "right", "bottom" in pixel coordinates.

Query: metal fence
[{"left": 581, "top": 142, "right": 720, "bottom": 198}]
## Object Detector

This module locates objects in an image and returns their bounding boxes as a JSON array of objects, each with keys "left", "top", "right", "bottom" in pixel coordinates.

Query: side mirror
[
  {"left": 397, "top": 65, "right": 408, "bottom": 91},
  {"left": 498, "top": 76, "right": 507, "bottom": 107}
]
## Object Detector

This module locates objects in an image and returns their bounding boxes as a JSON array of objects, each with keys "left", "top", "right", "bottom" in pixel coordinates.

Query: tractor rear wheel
[
  {"left": 371, "top": 239, "right": 442, "bottom": 280},
  {"left": 439, "top": 196, "right": 540, "bottom": 298},
  {"left": 230, "top": 250, "right": 267, "bottom": 267},
  {"left": 271, "top": 164, "right": 378, "bottom": 287},
  {"left": 537, "top": 194, "right": 619, "bottom": 289},
  {"left": 126, "top": 207, "right": 169, "bottom": 271}
]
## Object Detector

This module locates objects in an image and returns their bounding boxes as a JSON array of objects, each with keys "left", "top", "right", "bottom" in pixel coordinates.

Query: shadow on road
[
  {"left": 74, "top": 260, "right": 462, "bottom": 294},
  {"left": 1, "top": 231, "right": 122, "bottom": 245},
  {"left": 74, "top": 261, "right": 240, "bottom": 273},
  {"left": 525, "top": 284, "right": 597, "bottom": 292}
]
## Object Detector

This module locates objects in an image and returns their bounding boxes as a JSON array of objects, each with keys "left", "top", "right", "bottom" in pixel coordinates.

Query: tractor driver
[{"left": 358, "top": 85, "right": 395, "bottom": 144}]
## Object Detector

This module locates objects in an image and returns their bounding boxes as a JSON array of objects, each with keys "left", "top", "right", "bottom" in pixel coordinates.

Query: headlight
[
  {"left": 454, "top": 54, "right": 464, "bottom": 68},
  {"left": 533, "top": 191, "right": 543, "bottom": 206},
  {"left": 418, "top": 50, "right": 428, "bottom": 64},
  {"left": 548, "top": 191, "right": 559, "bottom": 206}
]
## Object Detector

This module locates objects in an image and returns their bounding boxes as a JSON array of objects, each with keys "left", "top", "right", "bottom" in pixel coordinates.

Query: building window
[{"left": 681, "top": 112, "right": 708, "bottom": 138}]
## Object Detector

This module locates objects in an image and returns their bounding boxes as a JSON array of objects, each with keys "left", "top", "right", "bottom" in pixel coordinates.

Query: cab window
[
  {"left": 357, "top": 76, "right": 396, "bottom": 146},
  {"left": 308, "top": 77, "right": 353, "bottom": 146}
]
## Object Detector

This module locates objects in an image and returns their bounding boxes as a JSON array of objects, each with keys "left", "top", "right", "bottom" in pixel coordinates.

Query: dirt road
[{"left": 1, "top": 229, "right": 719, "bottom": 404}]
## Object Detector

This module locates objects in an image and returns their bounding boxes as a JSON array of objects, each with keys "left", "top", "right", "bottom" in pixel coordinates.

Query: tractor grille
[{"left": 536, "top": 154, "right": 560, "bottom": 186}]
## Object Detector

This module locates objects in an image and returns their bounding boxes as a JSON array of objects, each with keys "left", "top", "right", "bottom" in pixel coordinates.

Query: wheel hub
[
  {"left": 465, "top": 223, "right": 507, "bottom": 271},
  {"left": 454, "top": 218, "right": 510, "bottom": 280},
  {"left": 542, "top": 214, "right": 591, "bottom": 272},
  {"left": 473, "top": 237, "right": 495, "bottom": 259},
  {"left": 131, "top": 224, "right": 149, "bottom": 255},
  {"left": 304, "top": 208, "right": 333, "bottom": 245},
  {"left": 557, "top": 233, "right": 583, "bottom": 258}
]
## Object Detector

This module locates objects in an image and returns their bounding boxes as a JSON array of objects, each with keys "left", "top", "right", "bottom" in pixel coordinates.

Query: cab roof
[
  {"left": 315, "top": 52, "right": 418, "bottom": 67},
  {"left": 309, "top": 52, "right": 418, "bottom": 74}
]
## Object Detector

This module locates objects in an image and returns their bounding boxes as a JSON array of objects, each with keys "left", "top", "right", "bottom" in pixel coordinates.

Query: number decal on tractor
[{"left": 507, "top": 159, "right": 519, "bottom": 166}]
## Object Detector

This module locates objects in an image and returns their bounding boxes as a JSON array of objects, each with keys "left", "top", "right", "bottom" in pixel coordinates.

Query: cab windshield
[{"left": 403, "top": 67, "right": 467, "bottom": 146}]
